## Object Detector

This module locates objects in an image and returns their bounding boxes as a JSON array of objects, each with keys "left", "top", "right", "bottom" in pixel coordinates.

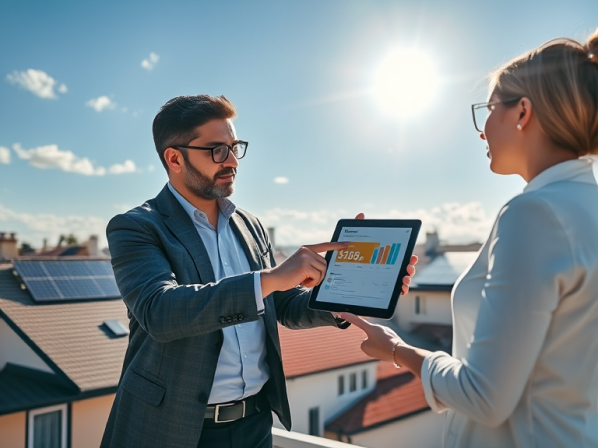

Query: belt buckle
[{"left": 214, "top": 400, "right": 245, "bottom": 423}]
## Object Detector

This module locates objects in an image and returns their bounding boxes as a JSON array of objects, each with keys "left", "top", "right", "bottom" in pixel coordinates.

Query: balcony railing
[{"left": 272, "top": 428, "right": 365, "bottom": 448}]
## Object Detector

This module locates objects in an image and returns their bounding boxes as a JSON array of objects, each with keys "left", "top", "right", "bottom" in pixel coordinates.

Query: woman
[{"left": 341, "top": 28, "right": 598, "bottom": 447}]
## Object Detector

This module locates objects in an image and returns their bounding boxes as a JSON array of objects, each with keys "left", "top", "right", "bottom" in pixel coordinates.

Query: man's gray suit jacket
[{"left": 100, "top": 185, "right": 341, "bottom": 448}]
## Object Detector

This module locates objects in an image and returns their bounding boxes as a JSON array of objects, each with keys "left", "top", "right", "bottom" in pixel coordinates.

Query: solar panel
[{"left": 13, "top": 260, "right": 121, "bottom": 302}]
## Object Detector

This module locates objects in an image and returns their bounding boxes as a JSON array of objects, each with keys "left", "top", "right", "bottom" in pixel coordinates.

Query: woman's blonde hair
[{"left": 490, "top": 27, "right": 598, "bottom": 156}]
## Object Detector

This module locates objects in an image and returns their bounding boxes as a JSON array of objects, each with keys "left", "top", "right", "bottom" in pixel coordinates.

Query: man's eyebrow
[{"left": 201, "top": 140, "right": 240, "bottom": 146}]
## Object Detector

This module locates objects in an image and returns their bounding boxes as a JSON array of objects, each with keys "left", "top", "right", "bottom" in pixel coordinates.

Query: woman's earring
[{"left": 516, "top": 124, "right": 522, "bottom": 130}]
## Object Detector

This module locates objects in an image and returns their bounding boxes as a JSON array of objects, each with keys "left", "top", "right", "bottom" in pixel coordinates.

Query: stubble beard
[{"left": 182, "top": 153, "right": 236, "bottom": 200}]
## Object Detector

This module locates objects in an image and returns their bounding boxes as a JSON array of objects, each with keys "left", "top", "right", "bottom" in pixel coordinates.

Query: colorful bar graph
[{"left": 335, "top": 242, "right": 402, "bottom": 265}]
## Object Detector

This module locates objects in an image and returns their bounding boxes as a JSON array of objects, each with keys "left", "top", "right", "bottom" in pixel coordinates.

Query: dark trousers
[{"left": 197, "top": 407, "right": 273, "bottom": 448}]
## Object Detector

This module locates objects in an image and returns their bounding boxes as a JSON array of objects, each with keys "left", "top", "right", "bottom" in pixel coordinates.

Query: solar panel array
[{"left": 13, "top": 260, "right": 121, "bottom": 302}]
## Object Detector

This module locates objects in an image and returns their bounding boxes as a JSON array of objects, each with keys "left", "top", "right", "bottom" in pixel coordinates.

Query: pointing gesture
[{"left": 260, "top": 241, "right": 349, "bottom": 296}]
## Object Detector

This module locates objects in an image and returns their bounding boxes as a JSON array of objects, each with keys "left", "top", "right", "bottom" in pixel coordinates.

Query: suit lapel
[
  {"left": 230, "top": 213, "right": 262, "bottom": 272},
  {"left": 156, "top": 185, "right": 216, "bottom": 284},
  {"left": 230, "top": 213, "right": 280, "bottom": 350}
]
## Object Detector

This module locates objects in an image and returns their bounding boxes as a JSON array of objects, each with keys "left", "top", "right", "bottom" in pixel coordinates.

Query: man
[{"left": 101, "top": 95, "right": 414, "bottom": 448}]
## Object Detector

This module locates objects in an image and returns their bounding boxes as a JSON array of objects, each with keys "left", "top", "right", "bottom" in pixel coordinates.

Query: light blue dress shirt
[{"left": 167, "top": 183, "right": 269, "bottom": 404}]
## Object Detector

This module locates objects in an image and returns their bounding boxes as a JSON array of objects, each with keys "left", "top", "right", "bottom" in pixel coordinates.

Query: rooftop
[
  {"left": 326, "top": 362, "right": 429, "bottom": 436},
  {"left": 278, "top": 323, "right": 375, "bottom": 379},
  {"left": 0, "top": 261, "right": 128, "bottom": 413}
]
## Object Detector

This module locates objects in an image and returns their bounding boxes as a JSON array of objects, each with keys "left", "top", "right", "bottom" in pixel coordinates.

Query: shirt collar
[
  {"left": 167, "top": 183, "right": 237, "bottom": 225},
  {"left": 523, "top": 157, "right": 597, "bottom": 194}
]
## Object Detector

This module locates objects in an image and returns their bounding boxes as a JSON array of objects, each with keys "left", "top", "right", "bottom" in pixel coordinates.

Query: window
[
  {"left": 362, "top": 370, "right": 368, "bottom": 389},
  {"left": 415, "top": 295, "right": 426, "bottom": 315},
  {"left": 308, "top": 407, "right": 320, "bottom": 436},
  {"left": 28, "top": 404, "right": 67, "bottom": 448},
  {"left": 338, "top": 375, "right": 345, "bottom": 395},
  {"left": 349, "top": 372, "right": 357, "bottom": 392}
]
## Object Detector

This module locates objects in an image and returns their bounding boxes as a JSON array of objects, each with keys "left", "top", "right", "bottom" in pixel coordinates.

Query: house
[
  {"left": 276, "top": 325, "right": 445, "bottom": 448},
  {"left": 0, "top": 258, "right": 128, "bottom": 448},
  {"left": 326, "top": 363, "right": 444, "bottom": 448}
]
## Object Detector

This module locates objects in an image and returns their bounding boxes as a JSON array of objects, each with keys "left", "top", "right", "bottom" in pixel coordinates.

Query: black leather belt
[{"left": 204, "top": 392, "right": 266, "bottom": 423}]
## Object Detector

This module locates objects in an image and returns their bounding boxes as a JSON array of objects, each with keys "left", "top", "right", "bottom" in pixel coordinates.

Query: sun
[{"left": 372, "top": 48, "right": 440, "bottom": 119}]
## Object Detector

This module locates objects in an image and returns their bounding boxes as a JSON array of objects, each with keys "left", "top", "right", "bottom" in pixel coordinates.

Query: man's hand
[
  {"left": 261, "top": 242, "right": 349, "bottom": 297},
  {"left": 354, "top": 212, "right": 418, "bottom": 295}
]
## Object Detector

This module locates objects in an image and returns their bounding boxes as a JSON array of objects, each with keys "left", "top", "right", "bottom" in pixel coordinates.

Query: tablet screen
[{"left": 315, "top": 225, "right": 413, "bottom": 310}]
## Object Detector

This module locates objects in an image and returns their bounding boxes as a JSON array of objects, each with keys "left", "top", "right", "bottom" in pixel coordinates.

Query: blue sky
[{"left": 1, "top": 0, "right": 597, "bottom": 249}]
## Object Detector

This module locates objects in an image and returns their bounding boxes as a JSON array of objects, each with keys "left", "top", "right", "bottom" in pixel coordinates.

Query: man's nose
[{"left": 223, "top": 148, "right": 239, "bottom": 167}]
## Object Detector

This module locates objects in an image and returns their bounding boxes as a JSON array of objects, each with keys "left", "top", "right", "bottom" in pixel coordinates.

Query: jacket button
[
  {"left": 238, "top": 314, "right": 244, "bottom": 321},
  {"left": 219, "top": 317, "right": 226, "bottom": 323},
  {"left": 232, "top": 316, "right": 238, "bottom": 322},
  {"left": 226, "top": 317, "right": 233, "bottom": 323},
  {"left": 198, "top": 392, "right": 208, "bottom": 403}
]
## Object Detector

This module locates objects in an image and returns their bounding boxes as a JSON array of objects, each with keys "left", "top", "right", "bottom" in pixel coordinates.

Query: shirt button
[{"left": 224, "top": 261, "right": 229, "bottom": 266}]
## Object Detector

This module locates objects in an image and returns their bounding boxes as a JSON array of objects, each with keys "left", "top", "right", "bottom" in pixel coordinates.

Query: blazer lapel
[
  {"left": 230, "top": 213, "right": 262, "bottom": 272},
  {"left": 230, "top": 213, "right": 280, "bottom": 351},
  {"left": 156, "top": 185, "right": 216, "bottom": 284}
]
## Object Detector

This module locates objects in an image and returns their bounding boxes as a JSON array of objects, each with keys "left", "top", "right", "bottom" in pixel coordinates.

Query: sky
[{"left": 1, "top": 0, "right": 597, "bottom": 251}]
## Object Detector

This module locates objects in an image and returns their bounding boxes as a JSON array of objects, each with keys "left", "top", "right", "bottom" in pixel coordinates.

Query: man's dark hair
[{"left": 152, "top": 95, "right": 237, "bottom": 171}]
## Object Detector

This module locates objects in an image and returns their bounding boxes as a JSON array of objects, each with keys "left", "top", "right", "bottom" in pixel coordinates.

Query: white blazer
[{"left": 421, "top": 158, "right": 598, "bottom": 448}]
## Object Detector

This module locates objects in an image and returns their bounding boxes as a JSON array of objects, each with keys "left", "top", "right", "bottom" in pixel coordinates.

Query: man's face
[{"left": 181, "top": 119, "right": 239, "bottom": 200}]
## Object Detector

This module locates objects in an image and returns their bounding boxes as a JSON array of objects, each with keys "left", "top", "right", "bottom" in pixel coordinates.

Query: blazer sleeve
[
  {"left": 420, "top": 194, "right": 575, "bottom": 427},
  {"left": 107, "top": 213, "right": 261, "bottom": 344}
]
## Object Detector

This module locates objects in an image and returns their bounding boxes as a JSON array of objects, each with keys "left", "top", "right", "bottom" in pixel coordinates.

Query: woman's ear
[
  {"left": 517, "top": 97, "right": 533, "bottom": 131},
  {"left": 164, "top": 148, "right": 183, "bottom": 174}
]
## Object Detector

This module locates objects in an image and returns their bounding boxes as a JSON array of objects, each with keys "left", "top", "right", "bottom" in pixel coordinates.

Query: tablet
[{"left": 308, "top": 219, "right": 421, "bottom": 319}]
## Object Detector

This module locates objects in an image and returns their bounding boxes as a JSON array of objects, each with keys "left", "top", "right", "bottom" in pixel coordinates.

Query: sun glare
[{"left": 373, "top": 48, "right": 440, "bottom": 119}]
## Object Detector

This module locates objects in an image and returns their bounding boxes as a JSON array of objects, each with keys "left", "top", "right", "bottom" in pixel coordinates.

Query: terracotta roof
[
  {"left": 326, "top": 362, "right": 429, "bottom": 435},
  {"left": 0, "top": 262, "right": 128, "bottom": 394},
  {"left": 278, "top": 323, "right": 375, "bottom": 378}
]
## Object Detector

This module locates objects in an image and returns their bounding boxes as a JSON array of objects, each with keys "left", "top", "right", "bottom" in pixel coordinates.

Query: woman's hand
[
  {"left": 338, "top": 312, "right": 406, "bottom": 363},
  {"left": 354, "top": 212, "right": 418, "bottom": 295},
  {"left": 339, "top": 312, "right": 429, "bottom": 376}
]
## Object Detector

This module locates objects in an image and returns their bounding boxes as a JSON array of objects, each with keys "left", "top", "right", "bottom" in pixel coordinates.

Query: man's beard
[{"left": 181, "top": 152, "right": 236, "bottom": 200}]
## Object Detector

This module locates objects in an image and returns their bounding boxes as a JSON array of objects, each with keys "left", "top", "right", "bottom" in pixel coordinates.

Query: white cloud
[
  {"left": 86, "top": 95, "right": 115, "bottom": 112},
  {"left": 260, "top": 202, "right": 494, "bottom": 247},
  {"left": 141, "top": 52, "right": 160, "bottom": 70},
  {"left": 0, "top": 203, "right": 107, "bottom": 249},
  {"left": 6, "top": 69, "right": 67, "bottom": 99},
  {"left": 13, "top": 143, "right": 106, "bottom": 176},
  {"left": 0, "top": 146, "right": 10, "bottom": 164},
  {"left": 108, "top": 160, "right": 137, "bottom": 174},
  {"left": 273, "top": 177, "right": 289, "bottom": 184}
]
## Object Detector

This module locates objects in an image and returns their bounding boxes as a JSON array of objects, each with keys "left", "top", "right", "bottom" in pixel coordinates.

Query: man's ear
[
  {"left": 517, "top": 97, "right": 533, "bottom": 130},
  {"left": 164, "top": 148, "right": 183, "bottom": 174}
]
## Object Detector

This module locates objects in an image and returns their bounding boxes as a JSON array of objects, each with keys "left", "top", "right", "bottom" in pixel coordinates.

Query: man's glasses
[
  {"left": 471, "top": 97, "right": 522, "bottom": 133},
  {"left": 173, "top": 141, "right": 248, "bottom": 163}
]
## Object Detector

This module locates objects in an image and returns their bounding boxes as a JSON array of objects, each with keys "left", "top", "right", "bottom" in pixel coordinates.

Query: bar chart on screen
[{"left": 335, "top": 242, "right": 402, "bottom": 265}]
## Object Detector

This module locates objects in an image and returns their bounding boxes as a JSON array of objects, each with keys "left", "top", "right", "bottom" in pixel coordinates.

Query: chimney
[
  {"left": 267, "top": 227, "right": 276, "bottom": 250},
  {"left": 87, "top": 235, "right": 99, "bottom": 257},
  {"left": 0, "top": 232, "right": 18, "bottom": 260},
  {"left": 425, "top": 231, "right": 440, "bottom": 256}
]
